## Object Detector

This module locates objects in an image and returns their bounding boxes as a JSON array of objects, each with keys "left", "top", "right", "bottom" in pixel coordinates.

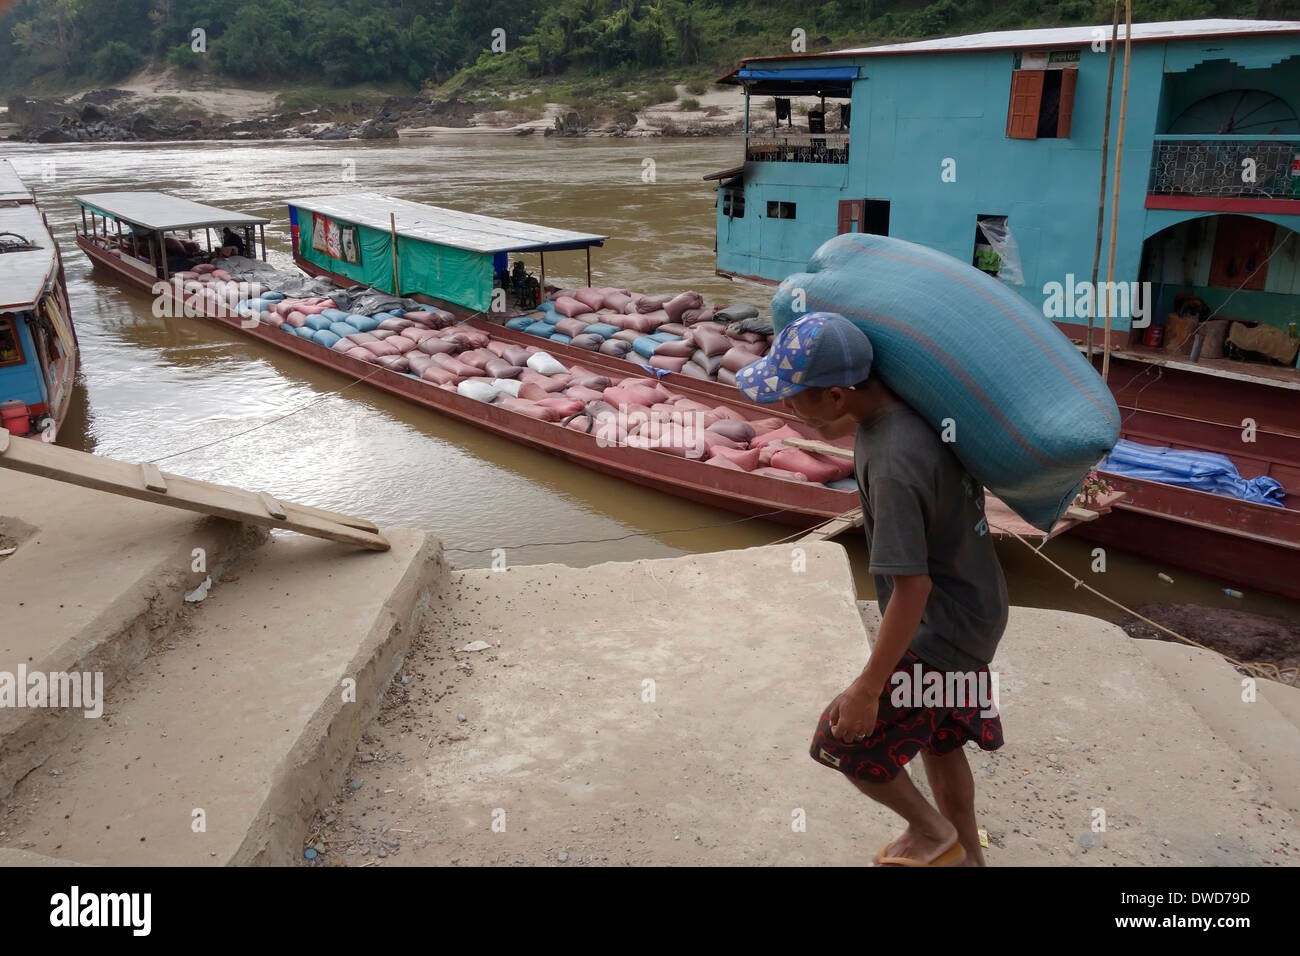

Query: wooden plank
[
  {"left": 782, "top": 437, "right": 854, "bottom": 460},
  {"left": 140, "top": 462, "right": 168, "bottom": 493},
  {"left": 258, "top": 491, "right": 287, "bottom": 520},
  {"left": 0, "top": 436, "right": 389, "bottom": 551},
  {"left": 796, "top": 508, "right": 863, "bottom": 543},
  {"left": 1065, "top": 505, "right": 1099, "bottom": 522}
]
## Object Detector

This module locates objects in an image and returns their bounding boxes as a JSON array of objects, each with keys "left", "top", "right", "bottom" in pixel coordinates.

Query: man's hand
[{"left": 829, "top": 680, "right": 880, "bottom": 743}]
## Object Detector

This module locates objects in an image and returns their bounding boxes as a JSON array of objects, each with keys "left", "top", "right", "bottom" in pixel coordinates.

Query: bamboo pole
[
  {"left": 540, "top": 250, "right": 546, "bottom": 295},
  {"left": 390, "top": 213, "right": 399, "bottom": 293},
  {"left": 1089, "top": 0, "right": 1121, "bottom": 364},
  {"left": 1102, "top": 0, "right": 1133, "bottom": 383},
  {"left": 585, "top": 246, "right": 591, "bottom": 287}
]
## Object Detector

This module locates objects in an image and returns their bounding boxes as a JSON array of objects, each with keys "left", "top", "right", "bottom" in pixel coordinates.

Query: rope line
[{"left": 993, "top": 521, "right": 1298, "bottom": 686}]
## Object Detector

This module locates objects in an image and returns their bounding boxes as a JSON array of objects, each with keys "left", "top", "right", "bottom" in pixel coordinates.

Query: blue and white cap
[{"left": 736, "top": 312, "right": 874, "bottom": 404}]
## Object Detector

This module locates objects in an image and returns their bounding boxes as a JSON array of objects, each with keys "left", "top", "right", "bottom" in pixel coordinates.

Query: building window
[
  {"left": 972, "top": 215, "right": 1024, "bottom": 285},
  {"left": 723, "top": 188, "right": 745, "bottom": 218},
  {"left": 1007, "top": 51, "right": 1078, "bottom": 140},
  {"left": 839, "top": 199, "right": 889, "bottom": 236},
  {"left": 766, "top": 201, "right": 797, "bottom": 220},
  {"left": 0, "top": 317, "right": 25, "bottom": 367}
]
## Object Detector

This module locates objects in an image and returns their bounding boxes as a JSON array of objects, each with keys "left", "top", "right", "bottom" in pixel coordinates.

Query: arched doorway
[{"left": 1139, "top": 214, "right": 1300, "bottom": 364}]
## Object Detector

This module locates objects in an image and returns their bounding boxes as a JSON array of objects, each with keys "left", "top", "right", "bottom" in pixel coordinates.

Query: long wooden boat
[
  {"left": 71, "top": 192, "right": 1108, "bottom": 539},
  {"left": 0, "top": 159, "right": 78, "bottom": 443}
]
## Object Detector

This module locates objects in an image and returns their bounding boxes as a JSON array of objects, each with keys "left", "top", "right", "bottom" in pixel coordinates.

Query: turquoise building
[{"left": 711, "top": 19, "right": 1300, "bottom": 347}]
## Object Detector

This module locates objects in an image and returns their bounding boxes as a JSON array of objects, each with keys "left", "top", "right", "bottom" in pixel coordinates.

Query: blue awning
[{"left": 733, "top": 66, "right": 858, "bottom": 96}]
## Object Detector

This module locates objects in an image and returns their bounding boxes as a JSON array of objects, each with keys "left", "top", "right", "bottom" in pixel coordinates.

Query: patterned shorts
[{"left": 809, "top": 649, "right": 1004, "bottom": 783}]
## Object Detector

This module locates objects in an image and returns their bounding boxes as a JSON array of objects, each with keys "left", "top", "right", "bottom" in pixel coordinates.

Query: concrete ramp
[
  {"left": 0, "top": 470, "right": 445, "bottom": 864},
  {"left": 306, "top": 543, "right": 1297, "bottom": 866}
]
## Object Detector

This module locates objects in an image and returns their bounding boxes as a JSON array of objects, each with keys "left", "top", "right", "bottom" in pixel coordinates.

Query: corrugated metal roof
[
  {"left": 0, "top": 159, "right": 35, "bottom": 204},
  {"left": 284, "top": 193, "right": 608, "bottom": 254},
  {"left": 0, "top": 203, "right": 57, "bottom": 311},
  {"left": 73, "top": 191, "right": 269, "bottom": 231},
  {"left": 735, "top": 19, "right": 1300, "bottom": 67}
]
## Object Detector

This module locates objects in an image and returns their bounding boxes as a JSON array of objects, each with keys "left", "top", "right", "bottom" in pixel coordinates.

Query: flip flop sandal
[{"left": 873, "top": 841, "right": 966, "bottom": 867}]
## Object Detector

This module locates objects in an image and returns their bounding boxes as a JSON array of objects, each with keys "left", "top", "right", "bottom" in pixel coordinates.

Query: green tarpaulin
[{"left": 294, "top": 207, "right": 494, "bottom": 312}]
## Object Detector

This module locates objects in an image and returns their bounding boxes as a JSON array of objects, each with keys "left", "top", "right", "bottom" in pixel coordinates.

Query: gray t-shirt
[{"left": 855, "top": 404, "right": 1009, "bottom": 671}]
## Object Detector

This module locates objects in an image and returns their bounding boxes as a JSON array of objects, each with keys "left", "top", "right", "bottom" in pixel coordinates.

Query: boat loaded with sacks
[{"left": 70, "top": 190, "right": 1117, "bottom": 538}]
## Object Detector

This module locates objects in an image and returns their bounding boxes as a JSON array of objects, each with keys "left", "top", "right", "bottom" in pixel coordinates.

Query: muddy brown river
[{"left": 4, "top": 137, "right": 1297, "bottom": 626}]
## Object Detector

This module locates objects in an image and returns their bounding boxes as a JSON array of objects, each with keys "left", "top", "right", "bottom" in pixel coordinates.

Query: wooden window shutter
[
  {"left": 838, "top": 200, "right": 862, "bottom": 234},
  {"left": 1057, "top": 68, "right": 1078, "bottom": 138},
  {"left": 1006, "top": 70, "right": 1044, "bottom": 139}
]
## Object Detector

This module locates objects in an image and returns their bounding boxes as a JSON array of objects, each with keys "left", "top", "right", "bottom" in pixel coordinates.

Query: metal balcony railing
[
  {"left": 1149, "top": 136, "right": 1300, "bottom": 201},
  {"left": 745, "top": 133, "right": 850, "bottom": 165}
]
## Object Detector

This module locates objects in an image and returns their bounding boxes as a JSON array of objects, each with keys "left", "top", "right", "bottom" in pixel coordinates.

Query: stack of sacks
[{"left": 494, "top": 287, "right": 775, "bottom": 383}]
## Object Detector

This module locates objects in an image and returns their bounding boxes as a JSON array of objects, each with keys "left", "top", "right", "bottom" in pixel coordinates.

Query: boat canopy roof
[
  {"left": 0, "top": 159, "right": 34, "bottom": 204},
  {"left": 74, "top": 191, "right": 269, "bottom": 231},
  {"left": 0, "top": 204, "right": 57, "bottom": 312},
  {"left": 284, "top": 193, "right": 607, "bottom": 254}
]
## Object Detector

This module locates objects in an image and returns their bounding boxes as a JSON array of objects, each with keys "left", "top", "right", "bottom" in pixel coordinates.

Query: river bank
[
  {"left": 3, "top": 69, "right": 748, "bottom": 144},
  {"left": 2, "top": 465, "right": 1296, "bottom": 866}
]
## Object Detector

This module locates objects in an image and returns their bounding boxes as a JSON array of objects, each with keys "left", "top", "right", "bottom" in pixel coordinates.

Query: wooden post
[
  {"left": 259, "top": 224, "right": 267, "bottom": 261},
  {"left": 1088, "top": 0, "right": 1120, "bottom": 364},
  {"left": 585, "top": 247, "right": 591, "bottom": 287},
  {"left": 540, "top": 250, "right": 546, "bottom": 295},
  {"left": 390, "top": 213, "right": 400, "bottom": 294},
  {"left": 205, "top": 227, "right": 211, "bottom": 254},
  {"left": 1102, "top": 0, "right": 1133, "bottom": 383},
  {"left": 160, "top": 232, "right": 170, "bottom": 281},
  {"left": 79, "top": 206, "right": 87, "bottom": 236}
]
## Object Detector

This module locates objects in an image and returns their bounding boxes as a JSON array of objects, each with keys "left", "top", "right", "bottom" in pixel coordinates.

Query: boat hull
[{"left": 82, "top": 236, "right": 853, "bottom": 528}]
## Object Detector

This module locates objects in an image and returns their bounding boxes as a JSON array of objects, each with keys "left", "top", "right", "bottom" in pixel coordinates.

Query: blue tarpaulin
[{"left": 1100, "top": 439, "right": 1286, "bottom": 507}]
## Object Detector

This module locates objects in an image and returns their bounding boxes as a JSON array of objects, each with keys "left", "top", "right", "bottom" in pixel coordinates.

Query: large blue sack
[
  {"left": 303, "top": 314, "right": 333, "bottom": 332},
  {"left": 771, "top": 232, "right": 1120, "bottom": 531},
  {"left": 583, "top": 322, "right": 620, "bottom": 339},
  {"left": 329, "top": 321, "right": 359, "bottom": 338},
  {"left": 505, "top": 316, "right": 533, "bottom": 331}
]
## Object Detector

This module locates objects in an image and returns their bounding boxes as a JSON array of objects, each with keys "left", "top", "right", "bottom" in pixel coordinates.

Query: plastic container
[{"left": 1, "top": 399, "right": 31, "bottom": 436}]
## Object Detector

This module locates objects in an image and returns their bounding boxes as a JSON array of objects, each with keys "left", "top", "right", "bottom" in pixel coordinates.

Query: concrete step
[
  {"left": 0, "top": 470, "right": 261, "bottom": 801},
  {"left": 1134, "top": 638, "right": 1300, "bottom": 822},
  {"left": 0, "top": 527, "right": 446, "bottom": 865},
  {"left": 303, "top": 544, "right": 1295, "bottom": 866}
]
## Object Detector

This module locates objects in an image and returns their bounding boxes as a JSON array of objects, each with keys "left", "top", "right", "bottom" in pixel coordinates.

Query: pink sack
[
  {"left": 746, "top": 417, "right": 787, "bottom": 436},
  {"left": 717, "top": 367, "right": 737, "bottom": 386},
  {"left": 555, "top": 296, "right": 594, "bottom": 318},
  {"left": 636, "top": 294, "right": 672, "bottom": 314},
  {"left": 365, "top": 341, "right": 401, "bottom": 358},
  {"left": 721, "top": 346, "right": 762, "bottom": 373},
  {"left": 485, "top": 359, "right": 524, "bottom": 379},
  {"left": 421, "top": 366, "right": 458, "bottom": 386},
  {"left": 611, "top": 329, "right": 641, "bottom": 343},
  {"left": 537, "top": 397, "right": 584, "bottom": 417},
  {"left": 456, "top": 349, "right": 494, "bottom": 370},
  {"left": 484, "top": 340, "right": 513, "bottom": 357},
  {"left": 497, "top": 397, "right": 562, "bottom": 422},
  {"left": 706, "top": 455, "right": 745, "bottom": 471},
  {"left": 402, "top": 327, "right": 440, "bottom": 342},
  {"left": 750, "top": 423, "right": 806, "bottom": 449},
  {"left": 345, "top": 346, "right": 377, "bottom": 363},
  {"left": 417, "top": 337, "right": 458, "bottom": 355},
  {"left": 653, "top": 339, "right": 695, "bottom": 359},
  {"left": 387, "top": 337, "right": 417, "bottom": 354},
  {"left": 370, "top": 330, "right": 398, "bottom": 340},
  {"left": 648, "top": 354, "right": 689, "bottom": 372},
  {"left": 573, "top": 288, "right": 607, "bottom": 310},
  {"left": 407, "top": 354, "right": 435, "bottom": 375},
  {"left": 284, "top": 312, "right": 308, "bottom": 328},
  {"left": 692, "top": 327, "right": 732, "bottom": 357},
  {"left": 519, "top": 370, "right": 570, "bottom": 393},
  {"left": 378, "top": 317, "right": 415, "bottom": 332},
  {"left": 711, "top": 405, "right": 744, "bottom": 421},
  {"left": 664, "top": 291, "right": 704, "bottom": 323},
  {"left": 771, "top": 448, "right": 854, "bottom": 483},
  {"left": 603, "top": 292, "right": 633, "bottom": 312},
  {"left": 554, "top": 316, "right": 592, "bottom": 339},
  {"left": 193, "top": 263, "right": 217, "bottom": 274},
  {"left": 571, "top": 375, "right": 611, "bottom": 390},
  {"left": 376, "top": 355, "right": 411, "bottom": 373},
  {"left": 565, "top": 385, "right": 607, "bottom": 404},
  {"left": 708, "top": 445, "right": 761, "bottom": 471},
  {"left": 503, "top": 346, "right": 532, "bottom": 367}
]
